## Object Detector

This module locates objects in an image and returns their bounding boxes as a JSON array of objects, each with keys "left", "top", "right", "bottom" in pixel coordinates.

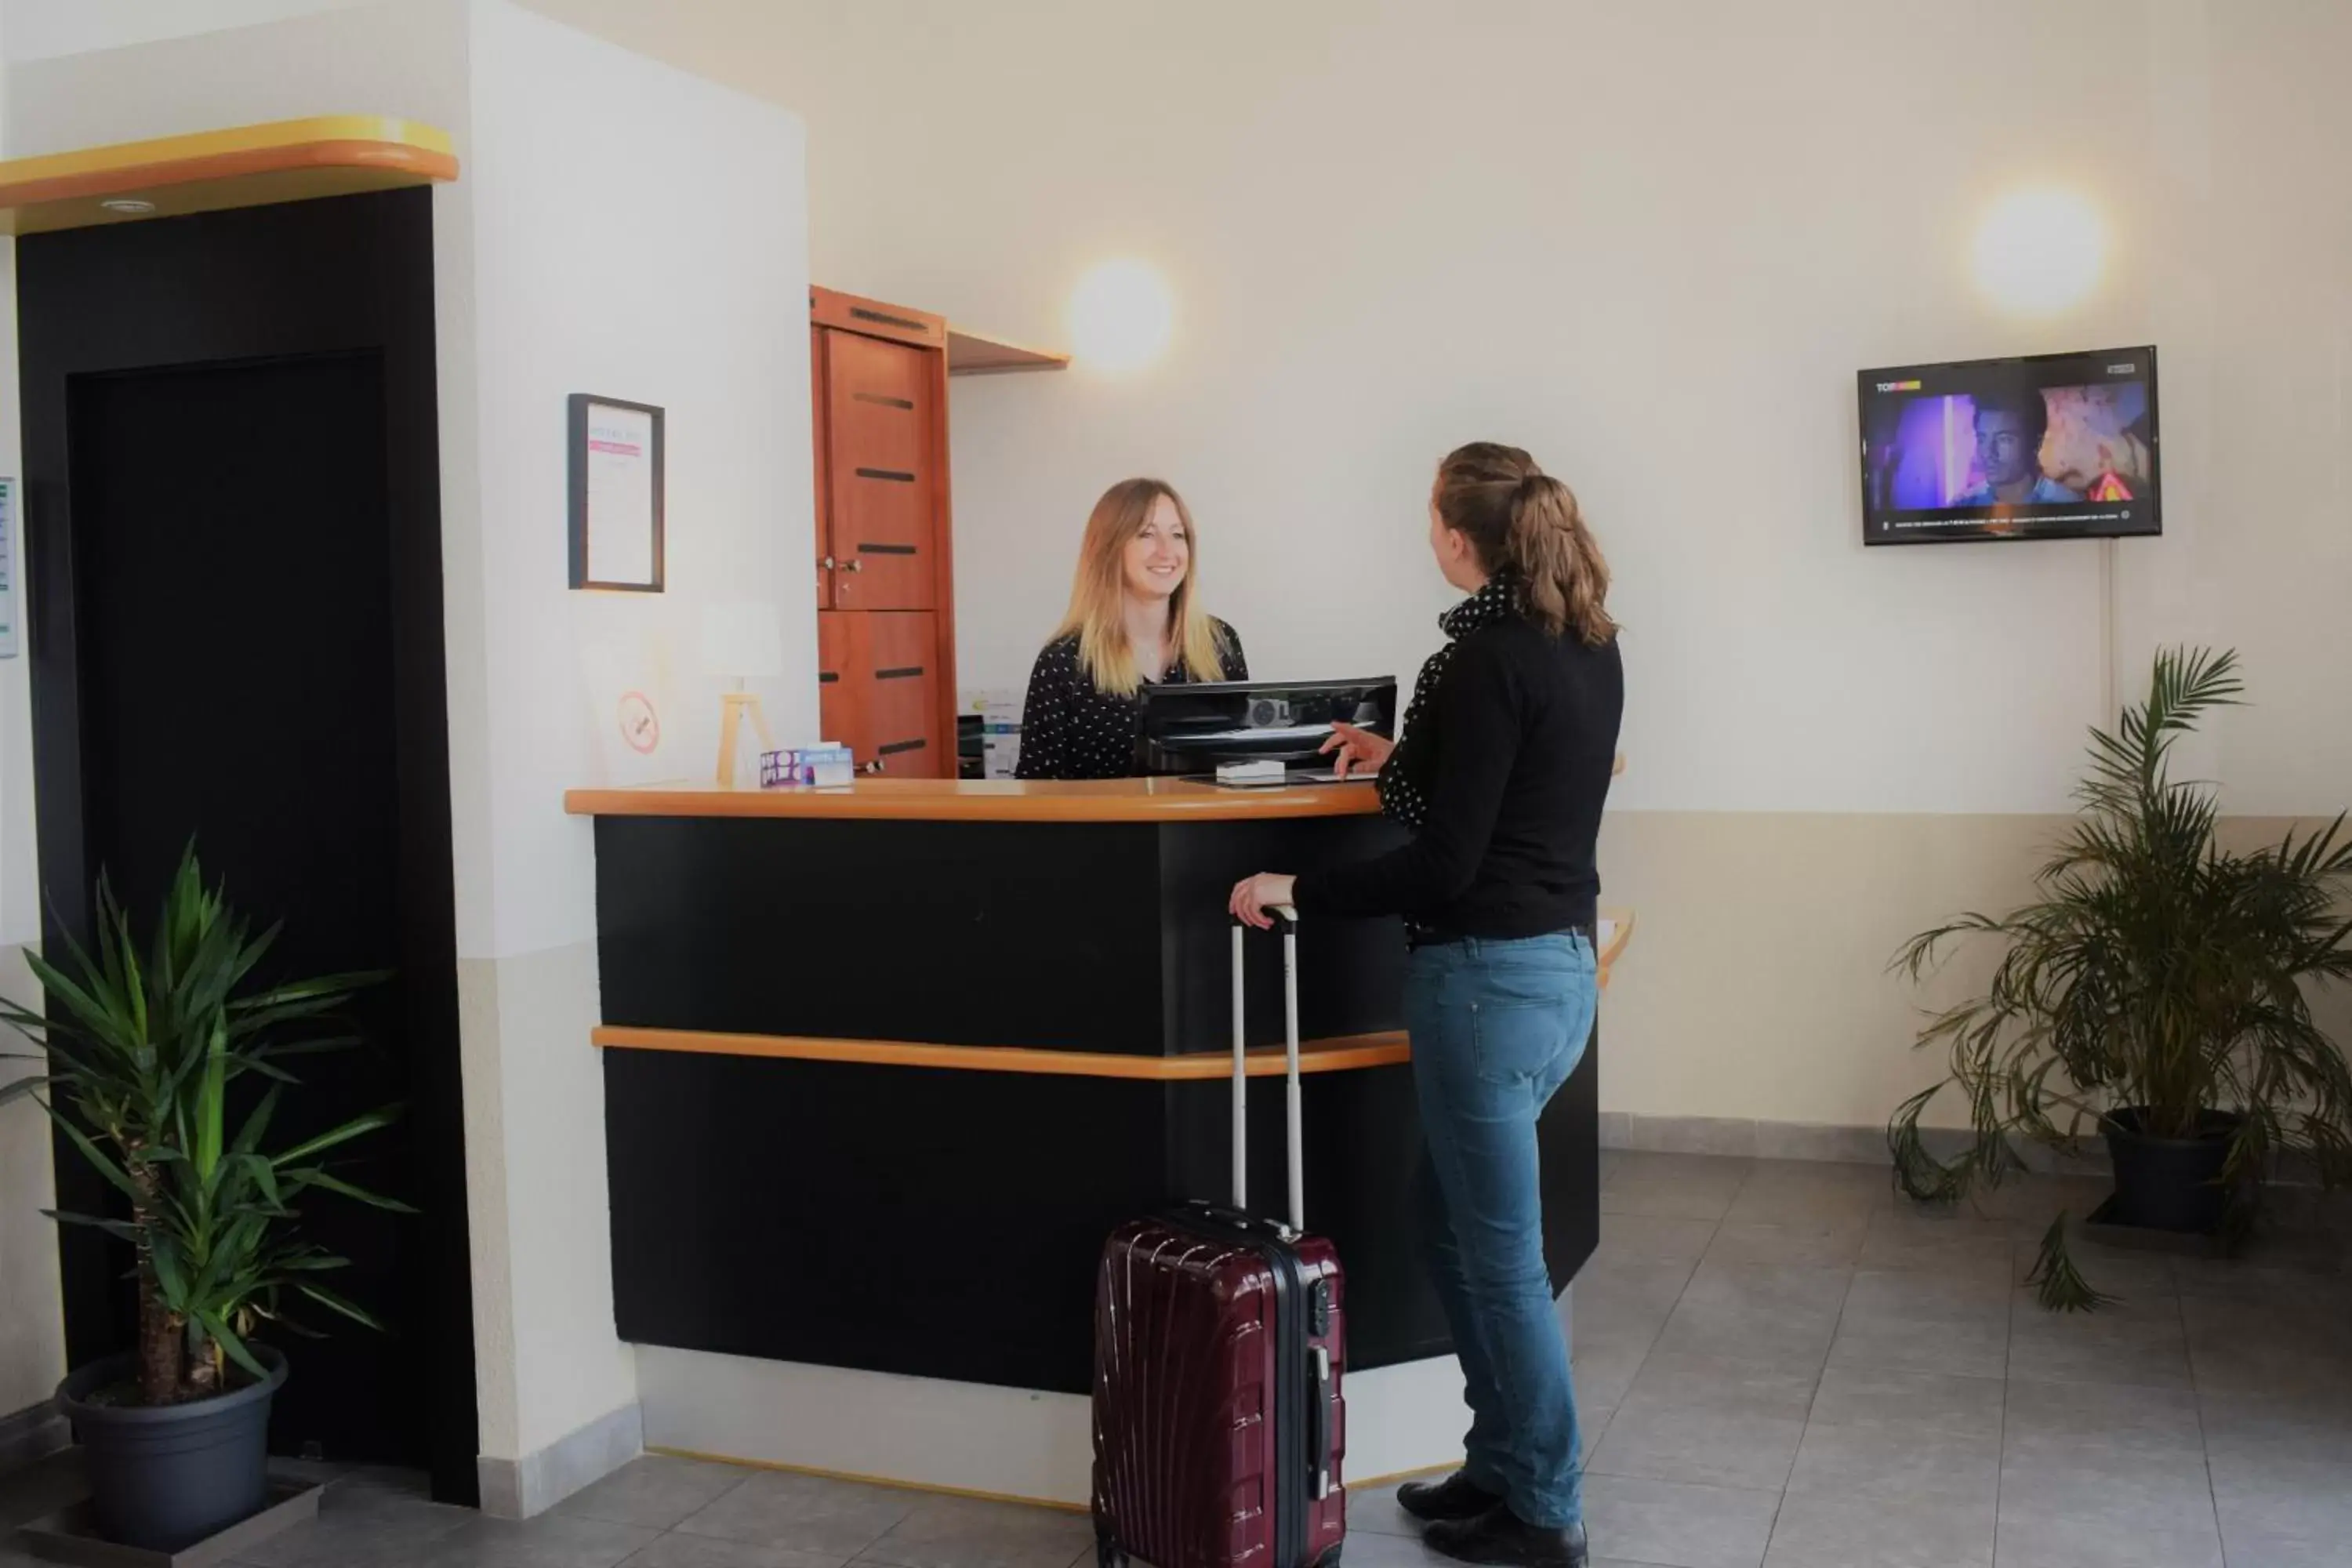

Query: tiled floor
[{"left": 3, "top": 1155, "right": 2347, "bottom": 1568}]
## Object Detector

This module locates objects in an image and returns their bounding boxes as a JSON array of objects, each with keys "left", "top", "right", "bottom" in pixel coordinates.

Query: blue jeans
[{"left": 1406, "top": 931, "right": 1597, "bottom": 1530}]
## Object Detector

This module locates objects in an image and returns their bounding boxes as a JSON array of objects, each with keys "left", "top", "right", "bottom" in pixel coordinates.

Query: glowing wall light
[
  {"left": 1971, "top": 187, "right": 2106, "bottom": 315},
  {"left": 1068, "top": 260, "right": 1173, "bottom": 373}
]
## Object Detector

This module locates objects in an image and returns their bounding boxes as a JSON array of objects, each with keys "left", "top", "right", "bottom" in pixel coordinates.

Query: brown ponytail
[{"left": 1432, "top": 442, "right": 1616, "bottom": 645}]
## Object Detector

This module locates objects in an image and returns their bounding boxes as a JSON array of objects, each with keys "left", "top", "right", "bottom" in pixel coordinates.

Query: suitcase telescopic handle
[{"left": 1228, "top": 906, "right": 1305, "bottom": 1233}]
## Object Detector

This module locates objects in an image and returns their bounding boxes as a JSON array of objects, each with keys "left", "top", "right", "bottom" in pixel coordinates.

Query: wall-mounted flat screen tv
[{"left": 1858, "top": 346, "right": 2160, "bottom": 545}]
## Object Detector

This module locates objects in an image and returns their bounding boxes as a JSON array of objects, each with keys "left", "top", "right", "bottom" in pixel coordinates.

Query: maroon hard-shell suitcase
[{"left": 1091, "top": 910, "right": 1347, "bottom": 1568}]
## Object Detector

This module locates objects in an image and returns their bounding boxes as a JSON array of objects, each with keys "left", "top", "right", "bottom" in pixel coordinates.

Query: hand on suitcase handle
[{"left": 1229, "top": 872, "right": 1298, "bottom": 930}]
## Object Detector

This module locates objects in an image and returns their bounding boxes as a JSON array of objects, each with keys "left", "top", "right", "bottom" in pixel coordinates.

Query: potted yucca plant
[
  {"left": 1888, "top": 648, "right": 2352, "bottom": 1308},
  {"left": 0, "top": 849, "right": 406, "bottom": 1551}
]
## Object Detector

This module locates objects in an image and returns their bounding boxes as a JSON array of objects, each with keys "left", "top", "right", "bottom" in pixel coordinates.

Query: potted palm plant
[
  {"left": 0, "top": 849, "right": 406, "bottom": 1552},
  {"left": 1888, "top": 648, "right": 2352, "bottom": 1308}
]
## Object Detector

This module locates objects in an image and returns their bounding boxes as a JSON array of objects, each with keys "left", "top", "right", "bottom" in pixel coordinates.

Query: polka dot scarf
[{"left": 1377, "top": 575, "right": 1523, "bottom": 829}]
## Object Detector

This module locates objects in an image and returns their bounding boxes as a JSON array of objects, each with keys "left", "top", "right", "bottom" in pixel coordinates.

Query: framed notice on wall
[
  {"left": 0, "top": 479, "right": 17, "bottom": 659},
  {"left": 568, "top": 394, "right": 665, "bottom": 591}
]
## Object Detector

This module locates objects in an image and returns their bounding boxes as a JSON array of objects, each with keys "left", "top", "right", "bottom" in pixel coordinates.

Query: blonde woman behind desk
[{"left": 1015, "top": 477, "right": 1246, "bottom": 781}]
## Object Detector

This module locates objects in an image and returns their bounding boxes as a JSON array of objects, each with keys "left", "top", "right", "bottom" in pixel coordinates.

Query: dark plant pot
[
  {"left": 2101, "top": 1107, "right": 2242, "bottom": 1234},
  {"left": 56, "top": 1344, "right": 289, "bottom": 1552}
]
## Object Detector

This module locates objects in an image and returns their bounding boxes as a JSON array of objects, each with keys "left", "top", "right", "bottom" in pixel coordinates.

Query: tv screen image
[{"left": 1858, "top": 346, "right": 2160, "bottom": 544}]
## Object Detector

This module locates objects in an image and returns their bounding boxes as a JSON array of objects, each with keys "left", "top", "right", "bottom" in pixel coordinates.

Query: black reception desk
[{"left": 567, "top": 778, "right": 1600, "bottom": 1396}]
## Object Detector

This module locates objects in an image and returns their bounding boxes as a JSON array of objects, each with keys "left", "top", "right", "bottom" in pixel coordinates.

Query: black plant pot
[
  {"left": 56, "top": 1345, "right": 289, "bottom": 1551},
  {"left": 2101, "top": 1107, "right": 2243, "bottom": 1234}
]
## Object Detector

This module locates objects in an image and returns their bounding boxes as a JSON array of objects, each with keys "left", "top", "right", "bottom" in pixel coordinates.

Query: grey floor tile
[
  {"left": 1722, "top": 1170, "right": 1885, "bottom": 1230},
  {"left": 1581, "top": 1402, "right": 1616, "bottom": 1455},
  {"left": 1617, "top": 1350, "right": 1821, "bottom": 1423},
  {"left": 234, "top": 1495, "right": 478, "bottom": 1568},
  {"left": 1581, "top": 1472, "right": 1779, "bottom": 1568},
  {"left": 0, "top": 1450, "right": 85, "bottom": 1530},
  {"left": 1318, "top": 1529, "right": 1450, "bottom": 1568},
  {"left": 1824, "top": 1314, "right": 2009, "bottom": 1381},
  {"left": 2005, "top": 1292, "right": 2192, "bottom": 1390},
  {"left": 1601, "top": 1157, "right": 1753, "bottom": 1222},
  {"left": 426, "top": 1515, "right": 662, "bottom": 1568},
  {"left": 1857, "top": 1211, "right": 2015, "bottom": 1282},
  {"left": 2197, "top": 1387, "right": 2352, "bottom": 1468},
  {"left": 2011, "top": 1237, "right": 2176, "bottom": 1298},
  {"left": 1840, "top": 1269, "right": 2011, "bottom": 1324},
  {"left": 2180, "top": 1294, "right": 2352, "bottom": 1398},
  {"left": 1573, "top": 1261, "right": 1699, "bottom": 1342},
  {"left": 1348, "top": 1479, "right": 1429, "bottom": 1539},
  {"left": 558, "top": 1456, "right": 753, "bottom": 1530},
  {"left": 1994, "top": 1461, "right": 2223, "bottom": 1568},
  {"left": 856, "top": 1494, "right": 1093, "bottom": 1568},
  {"left": 676, "top": 1472, "right": 918, "bottom": 1557},
  {"left": 2209, "top": 1454, "right": 2352, "bottom": 1568},
  {"left": 2169, "top": 1253, "right": 2350, "bottom": 1306},
  {"left": 1998, "top": 1444, "right": 2213, "bottom": 1521},
  {"left": 1586, "top": 1403, "right": 1805, "bottom": 1492},
  {"left": 1760, "top": 1490, "right": 1993, "bottom": 1568},
  {"left": 2001, "top": 1377, "right": 2203, "bottom": 1463},
  {"left": 1606, "top": 1153, "right": 1758, "bottom": 1188},
  {"left": 1652, "top": 1261, "right": 1849, "bottom": 1366},
  {"left": 1784, "top": 1420, "right": 1999, "bottom": 1506},
  {"left": 1805, "top": 1366, "right": 2005, "bottom": 1439},
  {"left": 1991, "top": 1517, "right": 2221, "bottom": 1568},
  {"left": 1592, "top": 1212, "right": 1720, "bottom": 1269},
  {"left": 622, "top": 1536, "right": 848, "bottom": 1568},
  {"left": 1701, "top": 1221, "right": 1867, "bottom": 1270},
  {"left": 1968, "top": 1174, "right": 2111, "bottom": 1233},
  {"left": 312, "top": 1466, "right": 441, "bottom": 1515},
  {"left": 1599, "top": 1183, "right": 1746, "bottom": 1223},
  {"left": 1572, "top": 1340, "right": 1655, "bottom": 1413}
]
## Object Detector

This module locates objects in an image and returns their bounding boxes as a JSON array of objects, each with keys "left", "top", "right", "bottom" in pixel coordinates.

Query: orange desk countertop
[{"left": 563, "top": 775, "right": 1386, "bottom": 824}]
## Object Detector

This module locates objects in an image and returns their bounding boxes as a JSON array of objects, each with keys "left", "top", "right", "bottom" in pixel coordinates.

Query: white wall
[
  {"left": 0, "top": 0, "right": 378, "bottom": 63},
  {"left": 453, "top": 0, "right": 812, "bottom": 1465},
  {"left": 461, "top": 0, "right": 815, "bottom": 961},
  {"left": 514, "top": 0, "right": 2352, "bottom": 1139},
  {"left": 0, "top": 0, "right": 70, "bottom": 1425},
  {"left": 528, "top": 0, "right": 2352, "bottom": 823},
  {"left": 2, "top": 0, "right": 816, "bottom": 1484}
]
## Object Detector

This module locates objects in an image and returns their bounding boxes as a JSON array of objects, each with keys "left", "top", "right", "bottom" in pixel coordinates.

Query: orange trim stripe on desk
[
  {"left": 593, "top": 1025, "right": 1412, "bottom": 1078},
  {"left": 564, "top": 776, "right": 1384, "bottom": 822}
]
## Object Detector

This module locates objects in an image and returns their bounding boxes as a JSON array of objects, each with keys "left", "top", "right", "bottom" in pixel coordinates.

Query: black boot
[
  {"left": 1395, "top": 1471, "right": 1503, "bottom": 1523},
  {"left": 1424, "top": 1505, "right": 1589, "bottom": 1568}
]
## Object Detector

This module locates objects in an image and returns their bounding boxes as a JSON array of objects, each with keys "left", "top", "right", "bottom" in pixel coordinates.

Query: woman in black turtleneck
[{"left": 1231, "top": 444, "right": 1621, "bottom": 1568}]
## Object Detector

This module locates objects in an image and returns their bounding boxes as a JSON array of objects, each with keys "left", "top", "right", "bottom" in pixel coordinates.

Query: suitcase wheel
[{"left": 1094, "top": 1537, "right": 1127, "bottom": 1568}]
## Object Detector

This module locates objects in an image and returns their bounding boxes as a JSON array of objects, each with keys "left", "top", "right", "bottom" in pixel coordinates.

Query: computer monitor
[{"left": 1133, "top": 676, "right": 1398, "bottom": 776}]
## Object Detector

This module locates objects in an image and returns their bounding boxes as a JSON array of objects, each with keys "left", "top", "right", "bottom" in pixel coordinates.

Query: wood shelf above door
[
  {"left": 0, "top": 116, "right": 459, "bottom": 235},
  {"left": 946, "top": 327, "right": 1069, "bottom": 376}
]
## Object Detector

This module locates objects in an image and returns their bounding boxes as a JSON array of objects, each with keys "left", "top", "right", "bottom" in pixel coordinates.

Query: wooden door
[
  {"left": 818, "top": 610, "right": 946, "bottom": 777},
  {"left": 817, "top": 610, "right": 852, "bottom": 747},
  {"left": 821, "top": 329, "right": 937, "bottom": 611},
  {"left": 811, "top": 324, "right": 834, "bottom": 608}
]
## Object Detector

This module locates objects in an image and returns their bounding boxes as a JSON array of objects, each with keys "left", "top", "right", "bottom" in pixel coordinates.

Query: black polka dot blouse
[{"left": 1014, "top": 621, "right": 1248, "bottom": 780}]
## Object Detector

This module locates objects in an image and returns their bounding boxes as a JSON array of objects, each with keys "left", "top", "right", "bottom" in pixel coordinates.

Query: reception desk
[{"left": 565, "top": 777, "right": 1600, "bottom": 1492}]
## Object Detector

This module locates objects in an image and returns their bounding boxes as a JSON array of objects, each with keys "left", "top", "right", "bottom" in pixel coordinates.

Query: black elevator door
[{"left": 67, "top": 354, "right": 419, "bottom": 1466}]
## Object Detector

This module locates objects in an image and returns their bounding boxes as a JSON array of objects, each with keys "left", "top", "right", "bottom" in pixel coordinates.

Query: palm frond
[{"left": 2026, "top": 1216, "right": 2115, "bottom": 1312}]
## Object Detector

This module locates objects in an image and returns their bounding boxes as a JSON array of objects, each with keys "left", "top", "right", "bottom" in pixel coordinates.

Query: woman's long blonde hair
[{"left": 1054, "top": 477, "right": 1233, "bottom": 697}]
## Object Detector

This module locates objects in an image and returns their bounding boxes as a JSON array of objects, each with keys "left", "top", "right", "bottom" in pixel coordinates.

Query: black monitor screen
[
  {"left": 1134, "top": 677, "right": 1397, "bottom": 775},
  {"left": 1858, "top": 346, "right": 2160, "bottom": 545}
]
